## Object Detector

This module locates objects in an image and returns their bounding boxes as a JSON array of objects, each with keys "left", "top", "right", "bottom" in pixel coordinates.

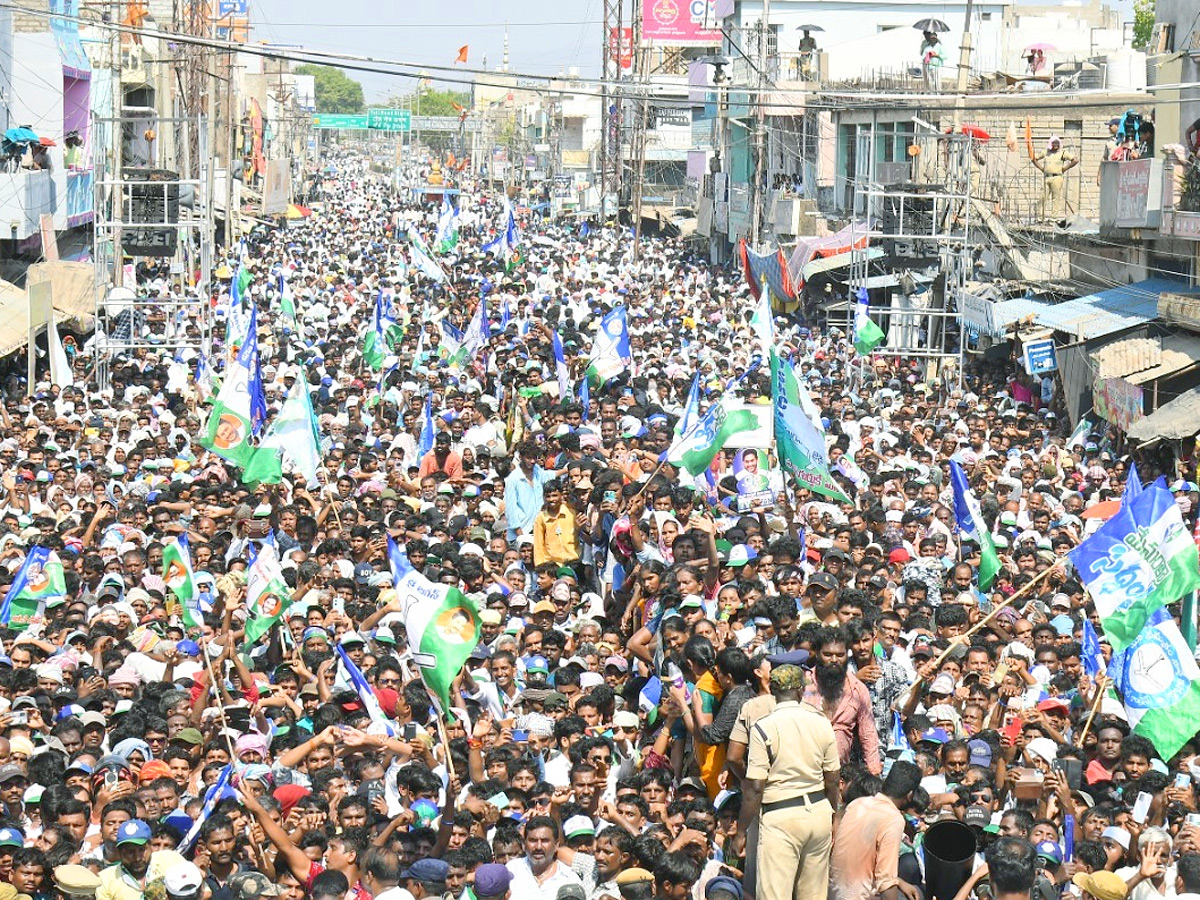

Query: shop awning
[
  {"left": 800, "top": 246, "right": 883, "bottom": 281},
  {"left": 1031, "top": 278, "right": 1192, "bottom": 341},
  {"left": 1094, "top": 333, "right": 1200, "bottom": 385},
  {"left": 1127, "top": 384, "right": 1200, "bottom": 443}
]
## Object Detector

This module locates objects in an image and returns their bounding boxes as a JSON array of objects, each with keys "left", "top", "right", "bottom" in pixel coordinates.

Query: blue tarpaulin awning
[{"left": 1031, "top": 278, "right": 1192, "bottom": 341}]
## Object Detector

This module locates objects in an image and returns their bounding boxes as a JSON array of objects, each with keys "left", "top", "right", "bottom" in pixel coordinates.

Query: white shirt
[{"left": 506, "top": 857, "right": 584, "bottom": 900}]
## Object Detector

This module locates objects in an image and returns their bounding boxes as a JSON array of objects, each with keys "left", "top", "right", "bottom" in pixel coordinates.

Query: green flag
[
  {"left": 770, "top": 347, "right": 852, "bottom": 504},
  {"left": 260, "top": 381, "right": 324, "bottom": 486},
  {"left": 1183, "top": 593, "right": 1198, "bottom": 651},
  {"left": 163, "top": 535, "right": 200, "bottom": 627},
  {"left": 243, "top": 546, "right": 295, "bottom": 646},
  {"left": 199, "top": 339, "right": 282, "bottom": 485},
  {"left": 391, "top": 542, "right": 482, "bottom": 716},
  {"left": 853, "top": 289, "right": 886, "bottom": 357},
  {"left": 665, "top": 395, "right": 759, "bottom": 477}
]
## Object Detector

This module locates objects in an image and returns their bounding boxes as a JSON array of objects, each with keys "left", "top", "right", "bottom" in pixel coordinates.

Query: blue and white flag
[
  {"left": 1081, "top": 618, "right": 1106, "bottom": 678},
  {"left": 585, "top": 307, "right": 632, "bottom": 384},
  {"left": 337, "top": 644, "right": 395, "bottom": 736},
  {"left": 417, "top": 394, "right": 435, "bottom": 457},
  {"left": 1109, "top": 606, "right": 1200, "bottom": 759},
  {"left": 1070, "top": 480, "right": 1200, "bottom": 650},
  {"left": 675, "top": 373, "right": 701, "bottom": 437},
  {"left": 247, "top": 304, "right": 268, "bottom": 436},
  {"left": 552, "top": 330, "right": 570, "bottom": 398},
  {"left": 949, "top": 460, "right": 1001, "bottom": 590},
  {"left": 579, "top": 376, "right": 589, "bottom": 421},
  {"left": 1125, "top": 460, "right": 1144, "bottom": 504},
  {"left": 179, "top": 764, "right": 233, "bottom": 852}
]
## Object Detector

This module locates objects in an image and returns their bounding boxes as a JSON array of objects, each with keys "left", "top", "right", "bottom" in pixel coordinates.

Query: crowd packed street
[{"left": 0, "top": 150, "right": 1198, "bottom": 900}]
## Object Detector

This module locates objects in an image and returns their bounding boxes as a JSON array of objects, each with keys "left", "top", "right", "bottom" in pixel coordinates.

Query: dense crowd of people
[{"left": 0, "top": 150, "right": 1197, "bottom": 900}]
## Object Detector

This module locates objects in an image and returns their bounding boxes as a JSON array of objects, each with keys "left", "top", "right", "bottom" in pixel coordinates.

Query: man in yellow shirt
[
  {"left": 96, "top": 820, "right": 186, "bottom": 900},
  {"left": 532, "top": 479, "right": 579, "bottom": 568}
]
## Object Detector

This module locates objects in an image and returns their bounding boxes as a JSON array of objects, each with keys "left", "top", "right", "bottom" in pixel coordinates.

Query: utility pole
[
  {"left": 630, "top": 0, "right": 649, "bottom": 260},
  {"left": 750, "top": 0, "right": 770, "bottom": 248},
  {"left": 952, "top": 0, "right": 975, "bottom": 128}
]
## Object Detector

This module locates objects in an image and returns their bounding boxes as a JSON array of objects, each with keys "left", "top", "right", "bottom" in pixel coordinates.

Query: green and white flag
[
  {"left": 666, "top": 395, "right": 759, "bottom": 477},
  {"left": 1070, "top": 481, "right": 1200, "bottom": 650},
  {"left": 389, "top": 538, "right": 481, "bottom": 716},
  {"left": 853, "top": 288, "right": 886, "bottom": 357},
  {"left": 163, "top": 535, "right": 200, "bottom": 628},
  {"left": 750, "top": 288, "right": 774, "bottom": 357},
  {"left": 435, "top": 195, "right": 459, "bottom": 254},
  {"left": 408, "top": 227, "right": 448, "bottom": 282},
  {"left": 770, "top": 347, "right": 851, "bottom": 504},
  {"left": 260, "top": 380, "right": 324, "bottom": 487},
  {"left": 199, "top": 307, "right": 282, "bottom": 485},
  {"left": 243, "top": 545, "right": 295, "bottom": 646},
  {"left": 277, "top": 273, "right": 297, "bottom": 331},
  {"left": 949, "top": 460, "right": 1002, "bottom": 591},
  {"left": 1110, "top": 607, "right": 1200, "bottom": 759}
]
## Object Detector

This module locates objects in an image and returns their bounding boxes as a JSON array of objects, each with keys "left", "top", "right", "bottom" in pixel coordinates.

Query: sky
[{"left": 249, "top": 0, "right": 605, "bottom": 102}]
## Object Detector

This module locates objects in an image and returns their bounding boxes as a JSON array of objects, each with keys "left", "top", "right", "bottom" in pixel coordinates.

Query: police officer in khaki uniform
[
  {"left": 1033, "top": 136, "right": 1078, "bottom": 225},
  {"left": 735, "top": 663, "right": 840, "bottom": 900}
]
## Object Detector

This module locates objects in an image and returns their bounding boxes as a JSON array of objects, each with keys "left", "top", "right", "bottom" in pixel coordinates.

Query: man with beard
[
  {"left": 734, "top": 664, "right": 840, "bottom": 900},
  {"left": 506, "top": 817, "right": 584, "bottom": 900},
  {"left": 97, "top": 820, "right": 185, "bottom": 900},
  {"left": 804, "top": 626, "right": 882, "bottom": 775}
]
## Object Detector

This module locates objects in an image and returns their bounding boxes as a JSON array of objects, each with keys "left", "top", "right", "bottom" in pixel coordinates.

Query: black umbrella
[
  {"left": 912, "top": 18, "right": 950, "bottom": 32},
  {"left": 795, "top": 24, "right": 825, "bottom": 31}
]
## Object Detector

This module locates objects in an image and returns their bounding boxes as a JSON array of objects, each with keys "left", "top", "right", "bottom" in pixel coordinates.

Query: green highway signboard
[
  {"left": 367, "top": 108, "right": 412, "bottom": 132},
  {"left": 312, "top": 113, "right": 368, "bottom": 129}
]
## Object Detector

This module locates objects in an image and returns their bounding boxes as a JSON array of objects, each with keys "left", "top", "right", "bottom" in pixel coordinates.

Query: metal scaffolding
[
  {"left": 91, "top": 114, "right": 214, "bottom": 385},
  {"left": 848, "top": 130, "right": 978, "bottom": 388}
]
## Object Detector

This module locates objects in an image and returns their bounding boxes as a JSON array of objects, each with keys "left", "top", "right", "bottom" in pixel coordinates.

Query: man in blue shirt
[{"left": 505, "top": 440, "right": 555, "bottom": 540}]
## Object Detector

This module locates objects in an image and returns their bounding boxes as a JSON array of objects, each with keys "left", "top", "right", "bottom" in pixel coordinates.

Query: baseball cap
[
  {"left": 0, "top": 764, "right": 26, "bottom": 784},
  {"left": 116, "top": 819, "right": 151, "bottom": 845},
  {"left": 808, "top": 572, "right": 838, "bottom": 591},
  {"left": 164, "top": 862, "right": 205, "bottom": 898},
  {"left": 967, "top": 739, "right": 993, "bottom": 767},
  {"left": 964, "top": 805, "right": 991, "bottom": 828},
  {"left": 916, "top": 727, "right": 950, "bottom": 745},
  {"left": 1035, "top": 840, "right": 1063, "bottom": 865},
  {"left": 531, "top": 600, "right": 556, "bottom": 615},
  {"left": 765, "top": 649, "right": 810, "bottom": 666},
  {"left": 229, "top": 871, "right": 282, "bottom": 900},
  {"left": 403, "top": 858, "right": 450, "bottom": 883},
  {"left": 0, "top": 827, "right": 23, "bottom": 847},
  {"left": 472, "top": 864, "right": 512, "bottom": 899}
]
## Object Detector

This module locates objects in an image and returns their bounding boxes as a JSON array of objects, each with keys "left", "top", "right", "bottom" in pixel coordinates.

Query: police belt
[{"left": 762, "top": 791, "right": 827, "bottom": 813}]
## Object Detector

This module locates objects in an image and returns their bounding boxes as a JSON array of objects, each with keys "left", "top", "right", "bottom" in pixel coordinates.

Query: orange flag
[{"left": 456, "top": 45, "right": 469, "bottom": 64}]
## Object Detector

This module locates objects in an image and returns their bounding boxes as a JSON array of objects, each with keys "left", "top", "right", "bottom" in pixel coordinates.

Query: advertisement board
[{"left": 642, "top": 0, "right": 721, "bottom": 47}]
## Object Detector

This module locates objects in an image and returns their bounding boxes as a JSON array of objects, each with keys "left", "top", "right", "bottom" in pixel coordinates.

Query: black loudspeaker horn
[{"left": 923, "top": 819, "right": 977, "bottom": 900}]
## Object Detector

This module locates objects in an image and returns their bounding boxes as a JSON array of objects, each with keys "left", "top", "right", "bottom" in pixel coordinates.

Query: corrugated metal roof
[
  {"left": 1031, "top": 278, "right": 1193, "bottom": 341},
  {"left": 992, "top": 297, "right": 1053, "bottom": 333},
  {"left": 1125, "top": 333, "right": 1200, "bottom": 385},
  {"left": 1095, "top": 338, "right": 1163, "bottom": 380}
]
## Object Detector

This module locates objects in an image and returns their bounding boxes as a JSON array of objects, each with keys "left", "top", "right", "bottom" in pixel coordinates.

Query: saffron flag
[{"left": 455, "top": 45, "right": 468, "bottom": 63}]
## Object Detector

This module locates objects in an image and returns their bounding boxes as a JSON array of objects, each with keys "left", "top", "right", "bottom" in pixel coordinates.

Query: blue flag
[
  {"left": 246, "top": 305, "right": 268, "bottom": 436},
  {"left": 388, "top": 534, "right": 413, "bottom": 585},
  {"left": 1081, "top": 618, "right": 1105, "bottom": 678},
  {"left": 1125, "top": 460, "right": 1143, "bottom": 504},
  {"left": 336, "top": 643, "right": 395, "bottom": 735},
  {"left": 579, "top": 376, "right": 589, "bottom": 422},
  {"left": 179, "top": 764, "right": 233, "bottom": 852},
  {"left": 676, "top": 373, "right": 701, "bottom": 436}
]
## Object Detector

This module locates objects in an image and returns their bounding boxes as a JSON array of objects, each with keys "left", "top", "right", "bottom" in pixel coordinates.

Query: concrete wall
[{"left": 12, "top": 31, "right": 67, "bottom": 230}]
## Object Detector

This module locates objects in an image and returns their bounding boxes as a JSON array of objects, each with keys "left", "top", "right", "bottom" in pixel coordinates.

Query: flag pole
[
  {"left": 931, "top": 564, "right": 1058, "bottom": 668},
  {"left": 434, "top": 711, "right": 458, "bottom": 783},
  {"left": 1075, "top": 675, "right": 1108, "bottom": 748}
]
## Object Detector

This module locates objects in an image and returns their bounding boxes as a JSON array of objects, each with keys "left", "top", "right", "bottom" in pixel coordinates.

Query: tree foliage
[
  {"left": 1132, "top": 0, "right": 1155, "bottom": 51},
  {"left": 296, "top": 65, "right": 365, "bottom": 114},
  {"left": 372, "top": 89, "right": 470, "bottom": 118}
]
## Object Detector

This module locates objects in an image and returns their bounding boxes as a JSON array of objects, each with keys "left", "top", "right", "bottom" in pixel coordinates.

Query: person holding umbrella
[
  {"left": 797, "top": 26, "right": 822, "bottom": 80},
  {"left": 920, "top": 30, "right": 945, "bottom": 91}
]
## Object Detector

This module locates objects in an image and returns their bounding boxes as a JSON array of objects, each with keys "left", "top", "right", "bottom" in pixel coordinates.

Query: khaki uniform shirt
[
  {"left": 1036, "top": 148, "right": 1074, "bottom": 176},
  {"left": 745, "top": 699, "right": 840, "bottom": 804}
]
